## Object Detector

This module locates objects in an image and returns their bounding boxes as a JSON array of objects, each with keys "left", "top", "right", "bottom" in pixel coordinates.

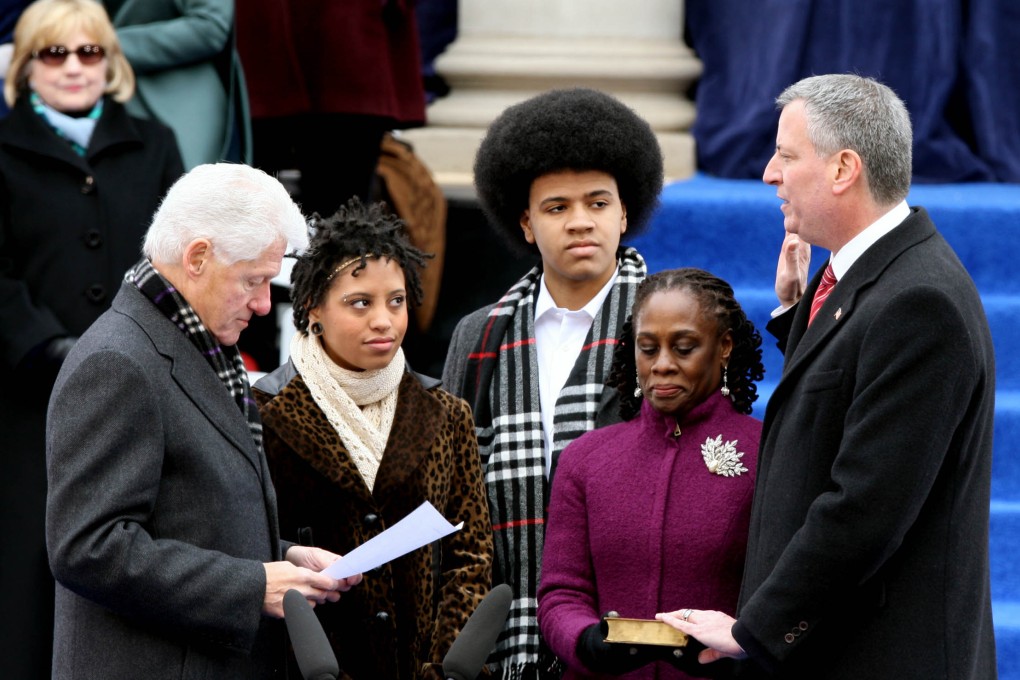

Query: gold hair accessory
[{"left": 326, "top": 254, "right": 373, "bottom": 282}]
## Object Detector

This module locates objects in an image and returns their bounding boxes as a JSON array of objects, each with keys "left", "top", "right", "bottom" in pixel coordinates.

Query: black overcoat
[
  {"left": 0, "top": 94, "right": 182, "bottom": 677},
  {"left": 734, "top": 208, "right": 998, "bottom": 679}
]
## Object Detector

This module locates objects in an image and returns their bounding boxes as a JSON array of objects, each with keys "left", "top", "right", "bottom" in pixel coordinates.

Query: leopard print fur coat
[{"left": 255, "top": 364, "right": 493, "bottom": 680}]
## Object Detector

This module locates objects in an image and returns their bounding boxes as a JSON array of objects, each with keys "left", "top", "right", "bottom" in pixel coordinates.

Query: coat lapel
[
  {"left": 257, "top": 371, "right": 444, "bottom": 507},
  {"left": 113, "top": 284, "right": 265, "bottom": 479},
  {"left": 372, "top": 372, "right": 442, "bottom": 504},
  {"left": 768, "top": 209, "right": 937, "bottom": 415},
  {"left": 85, "top": 100, "right": 144, "bottom": 161},
  {"left": 258, "top": 374, "right": 375, "bottom": 504},
  {"left": 0, "top": 96, "right": 90, "bottom": 174}
]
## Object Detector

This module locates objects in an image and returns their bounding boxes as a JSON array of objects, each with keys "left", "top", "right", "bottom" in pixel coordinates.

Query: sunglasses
[{"left": 32, "top": 44, "right": 106, "bottom": 66}]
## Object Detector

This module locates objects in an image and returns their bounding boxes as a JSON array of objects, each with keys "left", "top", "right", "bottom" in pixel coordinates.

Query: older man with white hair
[{"left": 46, "top": 163, "right": 361, "bottom": 680}]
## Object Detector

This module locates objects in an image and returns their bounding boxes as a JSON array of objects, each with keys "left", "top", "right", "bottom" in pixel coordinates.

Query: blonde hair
[{"left": 4, "top": 0, "right": 134, "bottom": 107}]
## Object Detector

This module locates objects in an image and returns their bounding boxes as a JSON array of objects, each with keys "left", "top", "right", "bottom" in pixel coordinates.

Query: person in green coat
[{"left": 103, "top": 0, "right": 251, "bottom": 168}]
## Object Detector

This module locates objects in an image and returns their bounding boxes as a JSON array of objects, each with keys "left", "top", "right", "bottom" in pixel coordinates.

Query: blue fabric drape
[{"left": 686, "top": 0, "right": 1020, "bottom": 183}]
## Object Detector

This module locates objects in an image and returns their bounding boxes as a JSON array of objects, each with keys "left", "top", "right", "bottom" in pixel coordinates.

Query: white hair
[
  {"left": 143, "top": 163, "right": 309, "bottom": 265},
  {"left": 777, "top": 74, "right": 912, "bottom": 206}
]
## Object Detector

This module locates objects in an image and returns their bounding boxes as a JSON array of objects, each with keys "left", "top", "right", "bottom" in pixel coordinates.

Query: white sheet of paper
[{"left": 322, "top": 501, "right": 463, "bottom": 579}]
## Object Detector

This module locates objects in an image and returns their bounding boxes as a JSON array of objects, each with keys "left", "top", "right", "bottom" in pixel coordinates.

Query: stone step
[
  {"left": 993, "top": 394, "right": 1020, "bottom": 501},
  {"left": 729, "top": 289, "right": 1020, "bottom": 396},
  {"left": 994, "top": 600, "right": 1020, "bottom": 679},
  {"left": 751, "top": 384, "right": 1019, "bottom": 501},
  {"left": 991, "top": 503, "right": 1020, "bottom": 600}
]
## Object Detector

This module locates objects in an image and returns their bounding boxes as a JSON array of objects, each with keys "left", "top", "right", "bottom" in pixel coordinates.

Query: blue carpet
[{"left": 631, "top": 173, "right": 1020, "bottom": 678}]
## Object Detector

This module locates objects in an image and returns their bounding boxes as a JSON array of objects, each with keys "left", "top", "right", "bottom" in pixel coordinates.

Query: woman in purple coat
[{"left": 538, "top": 268, "right": 766, "bottom": 680}]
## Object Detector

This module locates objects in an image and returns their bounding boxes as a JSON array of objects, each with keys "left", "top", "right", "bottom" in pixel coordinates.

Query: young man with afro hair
[{"left": 442, "top": 88, "right": 664, "bottom": 679}]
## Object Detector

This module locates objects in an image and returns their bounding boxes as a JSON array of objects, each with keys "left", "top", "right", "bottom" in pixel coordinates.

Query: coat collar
[
  {"left": 255, "top": 366, "right": 444, "bottom": 507},
  {"left": 111, "top": 283, "right": 266, "bottom": 479},
  {"left": 0, "top": 94, "right": 144, "bottom": 171},
  {"left": 766, "top": 207, "right": 937, "bottom": 412}
]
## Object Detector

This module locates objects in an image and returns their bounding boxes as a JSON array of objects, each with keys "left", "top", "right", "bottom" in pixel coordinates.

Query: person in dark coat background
[
  {"left": 658, "top": 74, "right": 997, "bottom": 680},
  {"left": 236, "top": 0, "right": 426, "bottom": 217},
  {"left": 0, "top": 1, "right": 182, "bottom": 676}
]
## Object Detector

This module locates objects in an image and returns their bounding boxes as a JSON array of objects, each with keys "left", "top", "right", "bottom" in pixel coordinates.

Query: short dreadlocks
[
  {"left": 607, "top": 267, "right": 765, "bottom": 418},
  {"left": 289, "top": 198, "right": 431, "bottom": 334}
]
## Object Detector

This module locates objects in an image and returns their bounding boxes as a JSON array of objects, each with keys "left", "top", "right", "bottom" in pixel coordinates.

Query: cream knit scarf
[{"left": 290, "top": 331, "right": 404, "bottom": 491}]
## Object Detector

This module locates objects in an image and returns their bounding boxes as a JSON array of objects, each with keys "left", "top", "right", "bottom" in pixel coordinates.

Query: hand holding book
[{"left": 576, "top": 611, "right": 711, "bottom": 675}]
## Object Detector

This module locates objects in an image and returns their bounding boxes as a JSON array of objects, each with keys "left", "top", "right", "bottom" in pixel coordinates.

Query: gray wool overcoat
[{"left": 46, "top": 282, "right": 289, "bottom": 680}]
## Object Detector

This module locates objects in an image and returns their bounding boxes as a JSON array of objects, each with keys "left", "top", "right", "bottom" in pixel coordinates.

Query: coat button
[
  {"left": 798, "top": 621, "right": 809, "bottom": 631},
  {"left": 784, "top": 633, "right": 795, "bottom": 644},
  {"left": 85, "top": 283, "right": 106, "bottom": 303},
  {"left": 84, "top": 229, "right": 102, "bottom": 248},
  {"left": 81, "top": 175, "right": 95, "bottom": 194},
  {"left": 363, "top": 513, "right": 379, "bottom": 527}
]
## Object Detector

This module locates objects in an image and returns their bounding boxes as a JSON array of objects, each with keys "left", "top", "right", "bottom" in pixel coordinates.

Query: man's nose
[
  {"left": 763, "top": 153, "right": 782, "bottom": 185},
  {"left": 565, "top": 205, "right": 595, "bottom": 230},
  {"left": 250, "top": 282, "right": 272, "bottom": 316}
]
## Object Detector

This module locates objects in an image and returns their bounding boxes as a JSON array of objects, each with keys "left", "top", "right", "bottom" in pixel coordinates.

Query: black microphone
[
  {"left": 443, "top": 583, "right": 513, "bottom": 680},
  {"left": 283, "top": 589, "right": 339, "bottom": 680}
]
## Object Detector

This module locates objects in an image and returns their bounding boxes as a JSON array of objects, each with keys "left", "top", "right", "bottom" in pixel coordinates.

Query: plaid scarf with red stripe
[{"left": 461, "top": 247, "right": 645, "bottom": 679}]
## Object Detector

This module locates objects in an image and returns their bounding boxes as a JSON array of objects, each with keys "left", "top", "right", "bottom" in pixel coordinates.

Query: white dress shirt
[
  {"left": 773, "top": 200, "right": 911, "bottom": 317},
  {"left": 534, "top": 269, "right": 619, "bottom": 475},
  {"left": 830, "top": 200, "right": 911, "bottom": 278}
]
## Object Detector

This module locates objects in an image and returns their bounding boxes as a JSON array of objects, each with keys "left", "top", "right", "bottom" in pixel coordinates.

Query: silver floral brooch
[{"left": 701, "top": 435, "right": 748, "bottom": 477}]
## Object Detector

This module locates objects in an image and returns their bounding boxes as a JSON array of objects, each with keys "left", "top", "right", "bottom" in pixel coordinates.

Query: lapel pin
[{"left": 834, "top": 308, "right": 842, "bottom": 320}]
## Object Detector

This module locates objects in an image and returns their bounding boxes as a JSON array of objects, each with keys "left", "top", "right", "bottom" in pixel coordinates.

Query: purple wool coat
[{"left": 538, "top": 390, "right": 761, "bottom": 679}]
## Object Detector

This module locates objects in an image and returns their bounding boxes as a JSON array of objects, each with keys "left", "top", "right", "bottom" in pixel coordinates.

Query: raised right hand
[{"left": 775, "top": 232, "right": 811, "bottom": 308}]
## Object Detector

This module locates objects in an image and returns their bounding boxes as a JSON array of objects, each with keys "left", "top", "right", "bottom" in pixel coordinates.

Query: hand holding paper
[{"left": 322, "top": 501, "right": 462, "bottom": 579}]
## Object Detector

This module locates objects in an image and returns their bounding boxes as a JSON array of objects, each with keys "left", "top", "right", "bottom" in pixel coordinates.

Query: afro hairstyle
[{"left": 473, "top": 87, "right": 664, "bottom": 253}]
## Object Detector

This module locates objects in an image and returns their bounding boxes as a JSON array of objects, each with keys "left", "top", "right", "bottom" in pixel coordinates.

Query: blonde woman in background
[{"left": 0, "top": 1, "right": 181, "bottom": 676}]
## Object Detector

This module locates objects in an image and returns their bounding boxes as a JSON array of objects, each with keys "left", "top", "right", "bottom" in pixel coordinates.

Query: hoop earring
[
  {"left": 634, "top": 370, "right": 642, "bottom": 398},
  {"left": 720, "top": 366, "right": 731, "bottom": 398},
  {"left": 310, "top": 322, "right": 324, "bottom": 336}
]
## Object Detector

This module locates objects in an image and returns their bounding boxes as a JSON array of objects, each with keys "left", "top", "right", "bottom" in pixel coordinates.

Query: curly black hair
[
  {"left": 289, "top": 198, "right": 432, "bottom": 334},
  {"left": 473, "top": 87, "right": 664, "bottom": 254},
  {"left": 606, "top": 268, "right": 766, "bottom": 418}
]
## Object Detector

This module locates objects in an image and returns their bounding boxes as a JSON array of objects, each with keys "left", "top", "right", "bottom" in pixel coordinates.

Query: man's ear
[
  {"left": 831, "top": 149, "right": 863, "bottom": 196},
  {"left": 620, "top": 201, "right": 628, "bottom": 234},
  {"left": 520, "top": 211, "right": 536, "bottom": 244},
  {"left": 183, "top": 238, "right": 213, "bottom": 279}
]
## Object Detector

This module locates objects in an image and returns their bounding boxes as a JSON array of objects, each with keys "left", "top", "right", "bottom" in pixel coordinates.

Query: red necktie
[{"left": 808, "top": 264, "right": 837, "bottom": 326}]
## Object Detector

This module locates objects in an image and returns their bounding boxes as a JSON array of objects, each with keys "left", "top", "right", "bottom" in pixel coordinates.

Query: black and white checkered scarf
[
  {"left": 461, "top": 247, "right": 646, "bottom": 679},
  {"left": 126, "top": 258, "right": 262, "bottom": 451}
]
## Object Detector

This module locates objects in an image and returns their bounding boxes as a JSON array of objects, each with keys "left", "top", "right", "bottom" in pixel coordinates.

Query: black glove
[
  {"left": 576, "top": 620, "right": 659, "bottom": 675},
  {"left": 659, "top": 636, "right": 738, "bottom": 679}
]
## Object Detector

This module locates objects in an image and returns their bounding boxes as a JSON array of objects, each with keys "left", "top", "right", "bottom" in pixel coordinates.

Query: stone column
[{"left": 403, "top": 0, "right": 702, "bottom": 185}]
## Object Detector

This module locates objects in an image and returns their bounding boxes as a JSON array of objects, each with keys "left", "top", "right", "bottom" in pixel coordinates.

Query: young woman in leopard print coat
[{"left": 254, "top": 199, "right": 493, "bottom": 680}]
